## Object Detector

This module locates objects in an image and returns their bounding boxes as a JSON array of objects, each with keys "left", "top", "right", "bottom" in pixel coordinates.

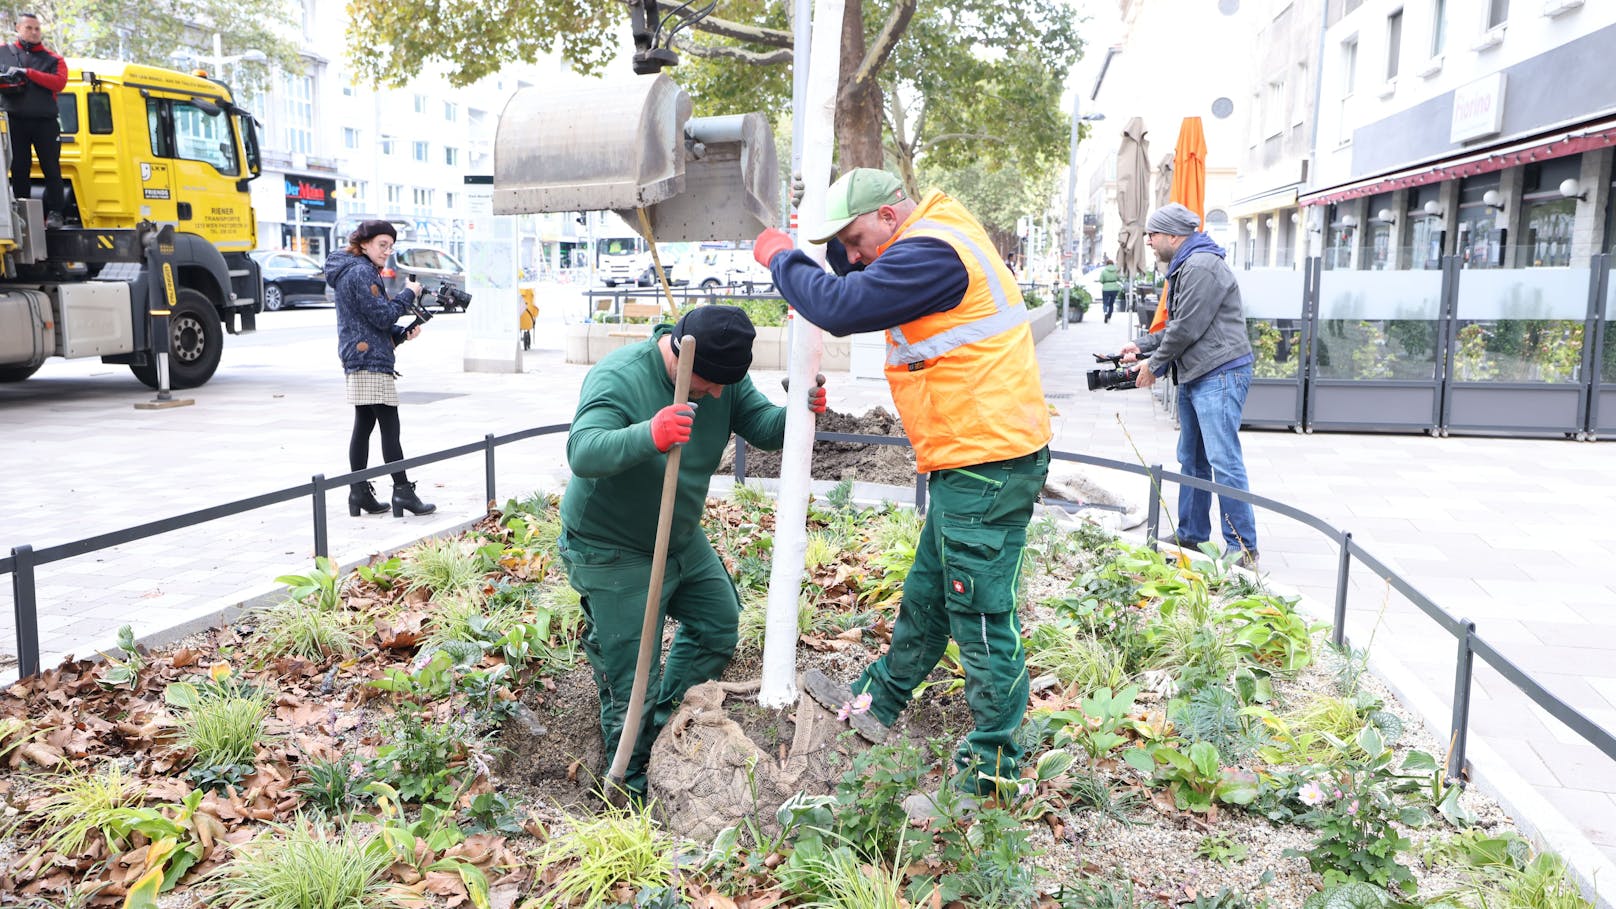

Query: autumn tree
[{"left": 29, "top": 0, "right": 301, "bottom": 96}]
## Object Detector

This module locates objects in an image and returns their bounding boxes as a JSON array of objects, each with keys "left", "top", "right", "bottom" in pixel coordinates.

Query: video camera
[
  {"left": 431, "top": 283, "right": 473, "bottom": 311},
  {"left": 1086, "top": 353, "right": 1140, "bottom": 392},
  {"left": 0, "top": 66, "right": 27, "bottom": 96}
]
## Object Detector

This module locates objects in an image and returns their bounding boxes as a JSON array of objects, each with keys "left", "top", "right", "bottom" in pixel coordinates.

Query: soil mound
[{"left": 718, "top": 407, "right": 917, "bottom": 487}]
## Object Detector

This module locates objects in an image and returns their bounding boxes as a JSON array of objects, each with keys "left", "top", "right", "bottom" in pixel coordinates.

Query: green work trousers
[
  {"left": 855, "top": 447, "right": 1049, "bottom": 792},
  {"left": 559, "top": 530, "right": 741, "bottom": 797}
]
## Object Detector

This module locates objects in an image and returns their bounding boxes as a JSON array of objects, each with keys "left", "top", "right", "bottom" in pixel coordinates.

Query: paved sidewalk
[{"left": 2, "top": 295, "right": 1614, "bottom": 894}]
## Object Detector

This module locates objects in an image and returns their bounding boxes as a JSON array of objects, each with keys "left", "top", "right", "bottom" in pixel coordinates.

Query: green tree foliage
[{"left": 30, "top": 0, "right": 300, "bottom": 95}]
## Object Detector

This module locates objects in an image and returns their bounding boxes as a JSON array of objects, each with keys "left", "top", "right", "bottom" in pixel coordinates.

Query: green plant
[
  {"left": 366, "top": 710, "right": 470, "bottom": 805},
  {"left": 1149, "top": 741, "right": 1259, "bottom": 813},
  {"left": 354, "top": 555, "right": 404, "bottom": 589},
  {"left": 168, "top": 680, "right": 270, "bottom": 772},
  {"left": 1049, "top": 684, "right": 1138, "bottom": 763},
  {"left": 1183, "top": 889, "right": 1263, "bottom": 909},
  {"left": 858, "top": 508, "right": 924, "bottom": 610},
  {"left": 1195, "top": 832, "right": 1250, "bottom": 866},
  {"left": 254, "top": 598, "right": 361, "bottom": 660},
  {"left": 529, "top": 804, "right": 675, "bottom": 907},
  {"left": 295, "top": 755, "right": 376, "bottom": 816},
  {"left": 5, "top": 764, "right": 144, "bottom": 856},
  {"left": 205, "top": 815, "right": 398, "bottom": 909},
  {"left": 1055, "top": 876, "right": 1144, "bottom": 908},
  {"left": 364, "top": 783, "right": 491, "bottom": 904},
  {"left": 399, "top": 537, "right": 486, "bottom": 598},
  {"left": 1224, "top": 593, "right": 1321, "bottom": 672},
  {"left": 1064, "top": 766, "right": 1142, "bottom": 826},
  {"left": 421, "top": 588, "right": 529, "bottom": 652},
  {"left": 1287, "top": 763, "right": 1419, "bottom": 895},
  {"left": 274, "top": 556, "right": 344, "bottom": 611},
  {"left": 97, "top": 624, "right": 147, "bottom": 689},
  {"left": 1172, "top": 685, "right": 1264, "bottom": 761},
  {"left": 1026, "top": 623, "right": 1128, "bottom": 693},
  {"left": 737, "top": 593, "right": 833, "bottom": 652},
  {"left": 780, "top": 837, "right": 910, "bottom": 908},
  {"left": 462, "top": 791, "right": 524, "bottom": 836},
  {"left": 1423, "top": 831, "right": 1590, "bottom": 909}
]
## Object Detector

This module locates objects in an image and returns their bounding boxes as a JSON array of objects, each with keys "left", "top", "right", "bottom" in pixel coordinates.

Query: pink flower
[
  {"left": 1346, "top": 799, "right": 1360, "bottom": 816},
  {"left": 1298, "top": 781, "right": 1327, "bottom": 806},
  {"left": 1084, "top": 714, "right": 1104, "bottom": 730},
  {"left": 1017, "top": 781, "right": 1035, "bottom": 800},
  {"left": 837, "top": 693, "right": 872, "bottom": 721}
]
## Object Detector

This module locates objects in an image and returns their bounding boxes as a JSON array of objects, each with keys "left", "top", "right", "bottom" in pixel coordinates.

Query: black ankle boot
[
  {"left": 392, "top": 481, "right": 436, "bottom": 517},
  {"left": 348, "top": 481, "right": 388, "bottom": 516}
]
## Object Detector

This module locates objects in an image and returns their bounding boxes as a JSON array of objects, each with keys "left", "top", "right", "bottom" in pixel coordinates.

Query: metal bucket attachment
[
  {"left": 494, "top": 76, "right": 778, "bottom": 243},
  {"left": 614, "top": 113, "right": 778, "bottom": 243},
  {"left": 494, "top": 75, "right": 692, "bottom": 214}
]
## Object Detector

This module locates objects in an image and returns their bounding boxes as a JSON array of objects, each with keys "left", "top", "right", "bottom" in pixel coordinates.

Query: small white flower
[{"left": 1298, "top": 781, "right": 1327, "bottom": 806}]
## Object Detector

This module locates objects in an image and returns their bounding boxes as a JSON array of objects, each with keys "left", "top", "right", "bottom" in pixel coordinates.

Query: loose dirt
[{"left": 718, "top": 407, "right": 918, "bottom": 487}]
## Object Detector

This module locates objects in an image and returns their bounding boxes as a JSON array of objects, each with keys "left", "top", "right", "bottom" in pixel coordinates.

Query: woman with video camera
[{"left": 325, "top": 219, "right": 436, "bottom": 518}]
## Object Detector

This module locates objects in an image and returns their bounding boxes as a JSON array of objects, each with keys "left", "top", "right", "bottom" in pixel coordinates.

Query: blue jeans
[{"left": 1175, "top": 365, "right": 1257, "bottom": 553}]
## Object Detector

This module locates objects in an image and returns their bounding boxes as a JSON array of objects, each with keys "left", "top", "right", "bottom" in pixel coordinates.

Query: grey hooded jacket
[{"left": 1134, "top": 246, "right": 1251, "bottom": 385}]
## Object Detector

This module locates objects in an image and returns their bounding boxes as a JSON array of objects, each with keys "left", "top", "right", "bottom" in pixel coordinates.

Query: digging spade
[{"left": 605, "top": 333, "right": 697, "bottom": 807}]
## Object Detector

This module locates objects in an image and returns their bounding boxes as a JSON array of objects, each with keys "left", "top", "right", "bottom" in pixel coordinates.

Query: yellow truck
[{"left": 0, "top": 59, "right": 262, "bottom": 388}]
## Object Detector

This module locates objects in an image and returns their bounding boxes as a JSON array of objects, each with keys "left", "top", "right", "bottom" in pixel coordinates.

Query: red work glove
[
  {"left": 783, "top": 373, "right": 827, "bottom": 413},
  {"left": 753, "top": 228, "right": 794, "bottom": 268},
  {"left": 649, "top": 402, "right": 697, "bottom": 452}
]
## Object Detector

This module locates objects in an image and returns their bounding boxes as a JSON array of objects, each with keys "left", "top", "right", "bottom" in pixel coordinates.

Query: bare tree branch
[
  {"left": 689, "top": 14, "right": 793, "bottom": 48},
  {"left": 674, "top": 35, "right": 794, "bottom": 65},
  {"left": 839, "top": 0, "right": 916, "bottom": 106}
]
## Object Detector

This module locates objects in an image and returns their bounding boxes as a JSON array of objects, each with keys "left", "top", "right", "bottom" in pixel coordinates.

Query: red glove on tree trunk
[
  {"left": 650, "top": 402, "right": 697, "bottom": 451},
  {"left": 753, "top": 228, "right": 794, "bottom": 268}
]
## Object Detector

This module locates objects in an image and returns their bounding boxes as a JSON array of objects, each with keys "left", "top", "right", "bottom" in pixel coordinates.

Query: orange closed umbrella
[{"left": 1149, "top": 116, "right": 1209, "bottom": 333}]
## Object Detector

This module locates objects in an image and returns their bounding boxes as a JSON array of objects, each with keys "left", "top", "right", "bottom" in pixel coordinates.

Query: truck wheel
[
  {"left": 129, "top": 288, "right": 224, "bottom": 389},
  {"left": 263, "top": 284, "right": 284, "bottom": 311},
  {"left": 700, "top": 278, "right": 720, "bottom": 289},
  {"left": 0, "top": 363, "right": 41, "bottom": 382}
]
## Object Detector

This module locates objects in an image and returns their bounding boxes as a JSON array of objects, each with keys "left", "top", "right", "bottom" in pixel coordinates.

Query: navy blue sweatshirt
[{"left": 768, "top": 236, "right": 970, "bottom": 336}]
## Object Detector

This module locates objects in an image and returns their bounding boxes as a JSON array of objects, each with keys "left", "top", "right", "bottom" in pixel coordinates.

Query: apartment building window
[
  {"left": 1486, "top": 0, "right": 1507, "bottom": 29},
  {"left": 1430, "top": 0, "right": 1446, "bottom": 55},
  {"left": 1264, "top": 80, "right": 1284, "bottom": 138},
  {"left": 343, "top": 127, "right": 359, "bottom": 150},
  {"left": 1339, "top": 37, "right": 1357, "bottom": 144},
  {"left": 339, "top": 179, "right": 368, "bottom": 209},
  {"left": 444, "top": 101, "right": 457, "bottom": 121},
  {"left": 412, "top": 187, "right": 433, "bottom": 214},
  {"left": 444, "top": 146, "right": 459, "bottom": 166},
  {"left": 413, "top": 94, "right": 427, "bottom": 114},
  {"left": 444, "top": 192, "right": 457, "bottom": 210},
  {"left": 413, "top": 141, "right": 428, "bottom": 162},
  {"left": 342, "top": 84, "right": 354, "bottom": 97},
  {"left": 386, "top": 184, "right": 403, "bottom": 206},
  {"left": 381, "top": 136, "right": 396, "bottom": 156},
  {"left": 1386, "top": 9, "right": 1403, "bottom": 79},
  {"left": 279, "top": 72, "right": 314, "bottom": 155}
]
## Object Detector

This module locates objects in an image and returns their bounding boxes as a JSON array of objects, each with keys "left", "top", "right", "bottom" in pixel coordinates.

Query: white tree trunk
[{"left": 757, "top": 0, "right": 843, "bottom": 709}]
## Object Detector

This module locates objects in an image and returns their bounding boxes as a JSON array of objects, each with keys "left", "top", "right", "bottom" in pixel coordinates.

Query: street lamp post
[{"left": 1063, "top": 100, "right": 1104, "bottom": 329}]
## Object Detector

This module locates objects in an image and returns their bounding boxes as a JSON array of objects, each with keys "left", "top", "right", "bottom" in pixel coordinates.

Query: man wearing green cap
[
  {"left": 753, "top": 169, "right": 1051, "bottom": 819},
  {"left": 560, "top": 305, "right": 826, "bottom": 801}
]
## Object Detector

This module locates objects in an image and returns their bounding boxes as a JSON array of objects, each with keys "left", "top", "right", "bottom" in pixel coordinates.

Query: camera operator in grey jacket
[{"left": 1120, "top": 203, "right": 1259, "bottom": 568}]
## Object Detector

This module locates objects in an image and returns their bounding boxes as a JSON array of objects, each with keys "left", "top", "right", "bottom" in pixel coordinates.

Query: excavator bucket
[{"left": 494, "top": 77, "right": 778, "bottom": 243}]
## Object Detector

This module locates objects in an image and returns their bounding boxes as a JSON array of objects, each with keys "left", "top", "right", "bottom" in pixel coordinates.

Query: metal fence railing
[{"left": 9, "top": 428, "right": 1615, "bottom": 790}]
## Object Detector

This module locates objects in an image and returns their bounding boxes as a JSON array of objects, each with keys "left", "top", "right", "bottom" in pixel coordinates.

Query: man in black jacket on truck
[{"left": 0, "top": 13, "right": 67, "bottom": 228}]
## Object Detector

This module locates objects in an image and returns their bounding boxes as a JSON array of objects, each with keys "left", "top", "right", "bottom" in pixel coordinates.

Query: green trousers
[
  {"left": 855, "top": 447, "right": 1049, "bottom": 792},
  {"left": 559, "top": 530, "right": 741, "bottom": 797}
]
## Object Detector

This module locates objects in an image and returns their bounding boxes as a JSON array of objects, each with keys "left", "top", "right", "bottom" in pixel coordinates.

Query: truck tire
[
  {"left": 129, "top": 288, "right": 224, "bottom": 389},
  {"left": 0, "top": 363, "right": 41, "bottom": 382}
]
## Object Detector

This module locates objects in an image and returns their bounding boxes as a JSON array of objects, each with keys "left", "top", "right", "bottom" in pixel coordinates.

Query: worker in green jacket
[
  {"left": 1099, "top": 257, "right": 1122, "bottom": 323},
  {"left": 559, "top": 304, "right": 826, "bottom": 801}
]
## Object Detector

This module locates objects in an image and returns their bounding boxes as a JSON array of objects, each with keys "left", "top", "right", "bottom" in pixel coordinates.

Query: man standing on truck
[{"left": 0, "top": 13, "right": 67, "bottom": 229}]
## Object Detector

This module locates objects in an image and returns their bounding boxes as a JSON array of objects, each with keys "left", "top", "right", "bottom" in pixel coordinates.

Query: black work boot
[
  {"left": 391, "top": 481, "right": 436, "bottom": 517},
  {"left": 348, "top": 481, "right": 388, "bottom": 516}
]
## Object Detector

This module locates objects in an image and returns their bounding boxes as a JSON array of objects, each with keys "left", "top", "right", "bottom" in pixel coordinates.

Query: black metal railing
[{"left": 8, "top": 429, "right": 1615, "bottom": 791}]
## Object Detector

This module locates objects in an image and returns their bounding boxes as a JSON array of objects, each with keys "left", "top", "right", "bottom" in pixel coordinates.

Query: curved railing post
[
  {"left": 485, "top": 434, "right": 497, "bottom": 505},
  {"left": 311, "top": 474, "right": 328, "bottom": 560},
  {"left": 11, "top": 545, "right": 38, "bottom": 679},
  {"left": 1145, "top": 464, "right": 1164, "bottom": 549},
  {"left": 1332, "top": 531, "right": 1353, "bottom": 648},
  {"left": 915, "top": 472, "right": 929, "bottom": 515},
  {"left": 1449, "top": 618, "right": 1477, "bottom": 784},
  {"left": 734, "top": 436, "right": 748, "bottom": 483}
]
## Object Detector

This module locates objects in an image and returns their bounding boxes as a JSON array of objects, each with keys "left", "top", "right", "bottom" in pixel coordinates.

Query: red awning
[{"left": 1300, "top": 118, "right": 1616, "bottom": 206}]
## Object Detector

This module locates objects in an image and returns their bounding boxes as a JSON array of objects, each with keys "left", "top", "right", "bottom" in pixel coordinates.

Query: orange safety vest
[{"left": 879, "top": 191, "right": 1052, "bottom": 474}]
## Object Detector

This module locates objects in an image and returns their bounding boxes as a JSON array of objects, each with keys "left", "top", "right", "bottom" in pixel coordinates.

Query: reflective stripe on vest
[{"left": 886, "top": 219, "right": 1028, "bottom": 367}]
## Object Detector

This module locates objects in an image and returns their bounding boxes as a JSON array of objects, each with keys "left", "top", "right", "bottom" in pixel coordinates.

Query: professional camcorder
[
  {"left": 1086, "top": 353, "right": 1140, "bottom": 392},
  {"left": 431, "top": 283, "right": 473, "bottom": 311}
]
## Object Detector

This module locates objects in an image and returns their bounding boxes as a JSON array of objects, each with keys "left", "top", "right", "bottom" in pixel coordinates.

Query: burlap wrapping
[{"left": 647, "top": 674, "right": 858, "bottom": 842}]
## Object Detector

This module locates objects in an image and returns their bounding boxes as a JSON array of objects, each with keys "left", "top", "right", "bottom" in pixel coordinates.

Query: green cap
[{"left": 807, "top": 168, "right": 907, "bottom": 244}]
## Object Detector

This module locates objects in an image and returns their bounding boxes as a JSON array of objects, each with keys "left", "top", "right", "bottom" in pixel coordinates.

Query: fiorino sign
[{"left": 1451, "top": 73, "right": 1506, "bottom": 144}]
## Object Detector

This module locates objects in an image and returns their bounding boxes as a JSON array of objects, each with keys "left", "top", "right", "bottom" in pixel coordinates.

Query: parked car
[
  {"left": 324, "top": 242, "right": 469, "bottom": 312},
  {"left": 249, "top": 249, "right": 327, "bottom": 311}
]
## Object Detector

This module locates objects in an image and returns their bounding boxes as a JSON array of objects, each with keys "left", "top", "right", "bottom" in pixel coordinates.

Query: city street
[{"left": 4, "top": 290, "right": 1616, "bottom": 895}]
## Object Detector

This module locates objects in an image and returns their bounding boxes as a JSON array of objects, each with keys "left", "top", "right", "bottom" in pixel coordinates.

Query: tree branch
[
  {"left": 839, "top": 0, "right": 916, "bottom": 105},
  {"left": 674, "top": 35, "right": 794, "bottom": 65},
  {"left": 689, "top": 14, "right": 793, "bottom": 49}
]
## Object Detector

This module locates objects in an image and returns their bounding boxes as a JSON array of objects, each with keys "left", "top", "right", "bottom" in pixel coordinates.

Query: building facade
[{"left": 1303, "top": 0, "right": 1616, "bottom": 271}]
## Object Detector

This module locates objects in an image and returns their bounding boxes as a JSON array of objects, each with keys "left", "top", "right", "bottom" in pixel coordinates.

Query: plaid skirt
[{"left": 345, "top": 370, "right": 399, "bottom": 406}]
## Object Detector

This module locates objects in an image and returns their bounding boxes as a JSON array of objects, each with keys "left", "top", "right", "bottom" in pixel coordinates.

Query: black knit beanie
[{"left": 671, "top": 305, "right": 756, "bottom": 385}]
